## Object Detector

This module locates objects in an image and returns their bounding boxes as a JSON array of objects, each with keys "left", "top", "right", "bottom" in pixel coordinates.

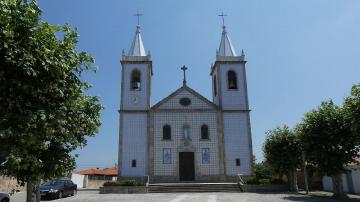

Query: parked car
[
  {"left": 0, "top": 192, "right": 10, "bottom": 202},
  {"left": 40, "top": 179, "right": 77, "bottom": 199}
]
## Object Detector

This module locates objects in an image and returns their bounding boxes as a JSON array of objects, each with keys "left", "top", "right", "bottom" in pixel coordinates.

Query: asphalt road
[{"left": 9, "top": 190, "right": 360, "bottom": 202}]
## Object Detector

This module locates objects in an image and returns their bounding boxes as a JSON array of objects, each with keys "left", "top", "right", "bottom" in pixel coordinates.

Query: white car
[{"left": 0, "top": 192, "right": 10, "bottom": 202}]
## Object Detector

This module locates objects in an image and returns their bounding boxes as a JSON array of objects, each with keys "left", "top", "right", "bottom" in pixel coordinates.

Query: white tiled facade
[
  {"left": 152, "top": 89, "right": 220, "bottom": 178},
  {"left": 119, "top": 23, "right": 253, "bottom": 182},
  {"left": 223, "top": 112, "right": 252, "bottom": 175},
  {"left": 121, "top": 63, "right": 150, "bottom": 110},
  {"left": 158, "top": 90, "right": 213, "bottom": 110},
  {"left": 218, "top": 63, "right": 247, "bottom": 110},
  {"left": 121, "top": 113, "right": 148, "bottom": 176}
]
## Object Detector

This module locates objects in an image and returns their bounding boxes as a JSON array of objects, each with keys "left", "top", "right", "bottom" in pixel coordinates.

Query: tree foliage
[
  {"left": 263, "top": 125, "right": 301, "bottom": 192},
  {"left": 263, "top": 126, "right": 301, "bottom": 174},
  {"left": 297, "top": 100, "right": 359, "bottom": 199},
  {"left": 344, "top": 84, "right": 360, "bottom": 147},
  {"left": 298, "top": 101, "right": 358, "bottom": 176},
  {"left": 0, "top": 0, "right": 102, "bottom": 186}
]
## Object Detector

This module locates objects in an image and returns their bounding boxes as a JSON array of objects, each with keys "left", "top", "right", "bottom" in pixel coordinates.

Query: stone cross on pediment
[{"left": 181, "top": 65, "right": 188, "bottom": 86}]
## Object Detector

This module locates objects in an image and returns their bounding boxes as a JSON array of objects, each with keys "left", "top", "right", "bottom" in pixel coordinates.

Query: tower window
[
  {"left": 132, "top": 159, "right": 137, "bottom": 167},
  {"left": 130, "top": 69, "right": 141, "bottom": 90},
  {"left": 236, "top": 158, "right": 241, "bottom": 166},
  {"left": 163, "top": 124, "right": 171, "bottom": 140},
  {"left": 201, "top": 124, "right": 209, "bottom": 140},
  {"left": 213, "top": 75, "right": 217, "bottom": 96},
  {"left": 227, "top": 70, "right": 238, "bottom": 90}
]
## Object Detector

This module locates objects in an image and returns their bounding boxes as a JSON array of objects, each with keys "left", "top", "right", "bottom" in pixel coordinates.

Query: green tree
[
  {"left": 0, "top": 1, "right": 102, "bottom": 201},
  {"left": 344, "top": 84, "right": 360, "bottom": 146},
  {"left": 252, "top": 155, "right": 272, "bottom": 180},
  {"left": 298, "top": 101, "right": 359, "bottom": 199},
  {"left": 263, "top": 125, "right": 301, "bottom": 192}
]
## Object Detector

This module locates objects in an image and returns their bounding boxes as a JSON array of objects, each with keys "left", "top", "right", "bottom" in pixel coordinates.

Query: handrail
[
  {"left": 237, "top": 174, "right": 245, "bottom": 185},
  {"left": 144, "top": 175, "right": 150, "bottom": 187}
]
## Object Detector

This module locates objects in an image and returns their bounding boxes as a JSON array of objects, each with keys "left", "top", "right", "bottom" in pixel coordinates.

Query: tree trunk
[
  {"left": 288, "top": 168, "right": 298, "bottom": 192},
  {"left": 26, "top": 181, "right": 34, "bottom": 202},
  {"left": 332, "top": 173, "right": 348, "bottom": 200},
  {"left": 34, "top": 180, "right": 40, "bottom": 202}
]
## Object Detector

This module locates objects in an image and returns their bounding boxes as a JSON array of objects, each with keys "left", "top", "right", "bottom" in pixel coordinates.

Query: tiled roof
[{"left": 76, "top": 167, "right": 118, "bottom": 176}]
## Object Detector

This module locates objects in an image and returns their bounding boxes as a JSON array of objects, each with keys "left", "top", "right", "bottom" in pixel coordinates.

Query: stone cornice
[
  {"left": 120, "top": 58, "right": 153, "bottom": 75},
  {"left": 210, "top": 59, "right": 247, "bottom": 76}
]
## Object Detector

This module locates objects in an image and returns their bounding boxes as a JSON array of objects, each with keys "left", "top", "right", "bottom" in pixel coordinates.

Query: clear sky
[{"left": 38, "top": 0, "right": 360, "bottom": 170}]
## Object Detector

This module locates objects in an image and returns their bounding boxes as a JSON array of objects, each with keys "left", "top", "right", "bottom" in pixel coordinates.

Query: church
[{"left": 118, "top": 16, "right": 253, "bottom": 182}]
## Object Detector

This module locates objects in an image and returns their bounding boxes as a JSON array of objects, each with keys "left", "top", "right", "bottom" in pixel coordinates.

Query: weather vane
[
  {"left": 218, "top": 12, "right": 227, "bottom": 27},
  {"left": 134, "top": 10, "right": 143, "bottom": 25}
]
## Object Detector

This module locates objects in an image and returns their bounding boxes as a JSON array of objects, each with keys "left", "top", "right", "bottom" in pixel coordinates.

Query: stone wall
[
  {"left": 100, "top": 186, "right": 147, "bottom": 194},
  {"left": 86, "top": 180, "right": 107, "bottom": 189},
  {"left": 0, "top": 176, "right": 25, "bottom": 193}
]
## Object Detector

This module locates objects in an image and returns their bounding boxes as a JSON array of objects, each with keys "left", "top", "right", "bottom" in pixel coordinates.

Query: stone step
[{"left": 148, "top": 183, "right": 243, "bottom": 193}]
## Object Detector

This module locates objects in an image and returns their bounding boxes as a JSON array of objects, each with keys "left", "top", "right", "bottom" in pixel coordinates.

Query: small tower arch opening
[
  {"left": 131, "top": 69, "right": 141, "bottom": 90},
  {"left": 227, "top": 70, "right": 238, "bottom": 90}
]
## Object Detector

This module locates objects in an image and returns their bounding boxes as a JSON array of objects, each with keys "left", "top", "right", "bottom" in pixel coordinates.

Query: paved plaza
[{"left": 10, "top": 190, "right": 360, "bottom": 202}]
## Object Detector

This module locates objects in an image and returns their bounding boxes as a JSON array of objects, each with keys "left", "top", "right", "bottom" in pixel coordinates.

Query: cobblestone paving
[{"left": 48, "top": 191, "right": 346, "bottom": 202}]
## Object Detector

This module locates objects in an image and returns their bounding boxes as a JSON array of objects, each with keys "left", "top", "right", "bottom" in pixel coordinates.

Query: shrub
[
  {"left": 258, "top": 179, "right": 271, "bottom": 184},
  {"left": 245, "top": 176, "right": 259, "bottom": 184},
  {"left": 103, "top": 180, "right": 144, "bottom": 187},
  {"left": 270, "top": 178, "right": 285, "bottom": 184},
  {"left": 245, "top": 176, "right": 283, "bottom": 185}
]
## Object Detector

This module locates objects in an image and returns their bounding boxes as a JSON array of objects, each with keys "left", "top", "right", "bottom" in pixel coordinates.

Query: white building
[
  {"left": 118, "top": 19, "right": 253, "bottom": 182},
  {"left": 322, "top": 165, "right": 360, "bottom": 194}
]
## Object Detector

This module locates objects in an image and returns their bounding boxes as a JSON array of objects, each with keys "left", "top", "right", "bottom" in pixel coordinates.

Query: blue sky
[{"left": 39, "top": 0, "right": 360, "bottom": 169}]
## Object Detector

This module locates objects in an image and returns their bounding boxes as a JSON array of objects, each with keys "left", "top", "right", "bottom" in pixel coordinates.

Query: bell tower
[
  {"left": 118, "top": 13, "right": 152, "bottom": 178},
  {"left": 210, "top": 13, "right": 253, "bottom": 176}
]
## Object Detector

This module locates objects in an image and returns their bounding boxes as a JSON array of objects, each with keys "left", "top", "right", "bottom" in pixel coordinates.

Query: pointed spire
[
  {"left": 128, "top": 11, "right": 146, "bottom": 56},
  {"left": 217, "top": 12, "right": 237, "bottom": 57}
]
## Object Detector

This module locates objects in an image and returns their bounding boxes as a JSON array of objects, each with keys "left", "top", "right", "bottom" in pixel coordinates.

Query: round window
[{"left": 179, "top": 97, "right": 191, "bottom": 106}]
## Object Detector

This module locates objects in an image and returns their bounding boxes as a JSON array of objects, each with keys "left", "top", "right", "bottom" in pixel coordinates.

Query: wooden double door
[{"left": 179, "top": 152, "right": 195, "bottom": 181}]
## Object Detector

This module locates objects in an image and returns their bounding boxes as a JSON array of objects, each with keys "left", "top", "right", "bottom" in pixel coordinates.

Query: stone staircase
[{"left": 148, "top": 182, "right": 243, "bottom": 193}]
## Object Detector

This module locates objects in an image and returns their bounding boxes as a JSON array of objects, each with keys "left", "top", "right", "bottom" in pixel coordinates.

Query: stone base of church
[
  {"left": 118, "top": 175, "right": 251, "bottom": 184},
  {"left": 149, "top": 175, "right": 242, "bottom": 183}
]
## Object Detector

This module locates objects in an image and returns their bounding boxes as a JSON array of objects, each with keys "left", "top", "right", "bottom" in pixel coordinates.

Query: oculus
[{"left": 179, "top": 97, "right": 191, "bottom": 106}]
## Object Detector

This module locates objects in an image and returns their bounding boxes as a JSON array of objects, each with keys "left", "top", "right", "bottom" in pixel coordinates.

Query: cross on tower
[
  {"left": 218, "top": 12, "right": 227, "bottom": 27},
  {"left": 181, "top": 65, "right": 188, "bottom": 86},
  {"left": 134, "top": 10, "right": 143, "bottom": 26}
]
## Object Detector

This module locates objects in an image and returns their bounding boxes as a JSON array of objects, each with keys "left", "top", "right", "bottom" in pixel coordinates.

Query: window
[
  {"left": 213, "top": 76, "right": 217, "bottom": 96},
  {"left": 163, "top": 148, "right": 171, "bottom": 164},
  {"left": 179, "top": 97, "right": 191, "bottom": 106},
  {"left": 130, "top": 69, "right": 141, "bottom": 90},
  {"left": 227, "top": 70, "right": 238, "bottom": 90},
  {"left": 132, "top": 159, "right": 137, "bottom": 167},
  {"left": 236, "top": 158, "right": 241, "bottom": 166},
  {"left": 182, "top": 125, "right": 190, "bottom": 140},
  {"left": 201, "top": 124, "right": 209, "bottom": 140},
  {"left": 202, "top": 148, "right": 210, "bottom": 164},
  {"left": 163, "top": 125, "right": 171, "bottom": 140}
]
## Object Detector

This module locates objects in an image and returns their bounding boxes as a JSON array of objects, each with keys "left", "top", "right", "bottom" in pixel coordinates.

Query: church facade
[{"left": 118, "top": 20, "right": 253, "bottom": 182}]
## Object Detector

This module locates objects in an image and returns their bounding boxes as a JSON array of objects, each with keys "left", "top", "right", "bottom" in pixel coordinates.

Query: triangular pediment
[{"left": 151, "top": 85, "right": 218, "bottom": 110}]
